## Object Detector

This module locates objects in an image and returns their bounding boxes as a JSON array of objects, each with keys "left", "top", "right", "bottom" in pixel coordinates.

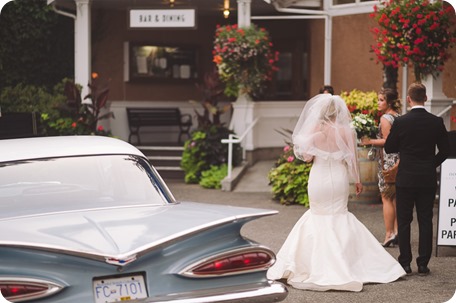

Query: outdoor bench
[
  {"left": 126, "top": 107, "right": 192, "bottom": 145},
  {"left": 0, "top": 112, "right": 40, "bottom": 139}
]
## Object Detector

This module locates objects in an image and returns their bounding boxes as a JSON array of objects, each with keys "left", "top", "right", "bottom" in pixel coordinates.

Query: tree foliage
[{"left": 0, "top": 0, "right": 74, "bottom": 90}]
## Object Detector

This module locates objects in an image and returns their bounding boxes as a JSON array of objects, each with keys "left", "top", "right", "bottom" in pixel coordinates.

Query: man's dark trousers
[{"left": 396, "top": 186, "right": 436, "bottom": 267}]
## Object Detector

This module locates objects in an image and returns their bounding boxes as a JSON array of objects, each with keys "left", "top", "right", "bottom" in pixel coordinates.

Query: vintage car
[{"left": 0, "top": 136, "right": 287, "bottom": 303}]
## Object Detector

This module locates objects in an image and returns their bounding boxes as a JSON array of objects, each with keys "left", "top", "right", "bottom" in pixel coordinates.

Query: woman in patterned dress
[{"left": 362, "top": 88, "right": 401, "bottom": 247}]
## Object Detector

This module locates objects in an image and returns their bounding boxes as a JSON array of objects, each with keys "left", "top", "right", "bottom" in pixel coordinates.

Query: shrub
[
  {"left": 341, "top": 89, "right": 378, "bottom": 118},
  {"left": 199, "top": 164, "right": 228, "bottom": 189},
  {"left": 0, "top": 82, "right": 66, "bottom": 116},
  {"left": 181, "top": 131, "right": 209, "bottom": 183},
  {"left": 268, "top": 144, "right": 312, "bottom": 206},
  {"left": 0, "top": 77, "right": 113, "bottom": 137},
  {"left": 40, "top": 76, "right": 113, "bottom": 136},
  {"left": 181, "top": 125, "right": 242, "bottom": 184}
]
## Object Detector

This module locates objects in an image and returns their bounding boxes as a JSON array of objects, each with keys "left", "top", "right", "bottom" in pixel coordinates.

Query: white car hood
[{"left": 0, "top": 202, "right": 276, "bottom": 263}]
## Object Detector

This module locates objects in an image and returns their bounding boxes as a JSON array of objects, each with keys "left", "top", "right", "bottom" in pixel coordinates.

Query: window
[
  {"left": 263, "top": 40, "right": 309, "bottom": 101},
  {"left": 276, "top": 52, "right": 293, "bottom": 98},
  {"left": 129, "top": 44, "right": 198, "bottom": 81},
  {"left": 0, "top": 155, "right": 168, "bottom": 218}
]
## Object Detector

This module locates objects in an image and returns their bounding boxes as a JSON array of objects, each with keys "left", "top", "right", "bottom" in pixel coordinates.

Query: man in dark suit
[{"left": 385, "top": 82, "right": 449, "bottom": 276}]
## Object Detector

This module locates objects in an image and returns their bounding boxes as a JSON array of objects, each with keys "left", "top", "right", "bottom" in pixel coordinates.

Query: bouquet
[{"left": 351, "top": 113, "right": 377, "bottom": 139}]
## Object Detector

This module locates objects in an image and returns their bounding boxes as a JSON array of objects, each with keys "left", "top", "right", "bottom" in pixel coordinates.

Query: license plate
[{"left": 93, "top": 274, "right": 148, "bottom": 303}]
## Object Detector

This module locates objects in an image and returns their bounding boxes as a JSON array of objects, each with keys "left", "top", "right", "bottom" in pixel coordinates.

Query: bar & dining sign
[{"left": 129, "top": 9, "right": 196, "bottom": 29}]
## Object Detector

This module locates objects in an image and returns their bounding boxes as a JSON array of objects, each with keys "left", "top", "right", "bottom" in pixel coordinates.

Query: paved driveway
[{"left": 167, "top": 180, "right": 456, "bottom": 303}]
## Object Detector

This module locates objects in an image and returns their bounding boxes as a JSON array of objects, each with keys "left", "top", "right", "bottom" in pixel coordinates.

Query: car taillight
[
  {"left": 0, "top": 278, "right": 63, "bottom": 302},
  {"left": 180, "top": 247, "right": 275, "bottom": 278}
]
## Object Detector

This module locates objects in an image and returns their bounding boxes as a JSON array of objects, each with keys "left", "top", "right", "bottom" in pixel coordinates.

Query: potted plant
[
  {"left": 342, "top": 89, "right": 380, "bottom": 200},
  {"left": 370, "top": 0, "right": 456, "bottom": 83},
  {"left": 212, "top": 24, "right": 278, "bottom": 99}
]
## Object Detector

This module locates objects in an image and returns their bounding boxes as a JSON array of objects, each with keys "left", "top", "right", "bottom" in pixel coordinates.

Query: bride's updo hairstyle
[
  {"left": 318, "top": 96, "right": 351, "bottom": 124},
  {"left": 379, "top": 88, "right": 401, "bottom": 112},
  {"left": 320, "top": 98, "right": 337, "bottom": 122}
]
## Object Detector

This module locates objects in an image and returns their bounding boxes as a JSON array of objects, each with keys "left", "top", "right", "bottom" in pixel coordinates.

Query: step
[
  {"left": 154, "top": 166, "right": 183, "bottom": 171},
  {"left": 147, "top": 156, "right": 182, "bottom": 161},
  {"left": 140, "top": 147, "right": 185, "bottom": 157},
  {"left": 148, "top": 156, "right": 182, "bottom": 168},
  {"left": 155, "top": 167, "right": 185, "bottom": 180},
  {"left": 137, "top": 145, "right": 184, "bottom": 151},
  {"left": 136, "top": 145, "right": 185, "bottom": 180}
]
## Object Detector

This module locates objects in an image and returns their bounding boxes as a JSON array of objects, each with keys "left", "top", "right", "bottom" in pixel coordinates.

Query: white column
[
  {"left": 237, "top": 0, "right": 251, "bottom": 28},
  {"left": 423, "top": 74, "right": 452, "bottom": 129},
  {"left": 74, "top": 0, "right": 91, "bottom": 102},
  {"left": 230, "top": 93, "right": 254, "bottom": 149},
  {"left": 401, "top": 66, "right": 408, "bottom": 114},
  {"left": 324, "top": 15, "right": 332, "bottom": 86},
  {"left": 230, "top": 0, "right": 253, "bottom": 149}
]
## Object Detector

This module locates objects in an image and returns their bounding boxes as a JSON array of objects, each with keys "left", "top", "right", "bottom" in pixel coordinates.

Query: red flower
[
  {"left": 71, "top": 122, "right": 77, "bottom": 128},
  {"left": 369, "top": 0, "right": 456, "bottom": 79},
  {"left": 414, "top": 38, "right": 424, "bottom": 45},
  {"left": 213, "top": 24, "right": 278, "bottom": 97}
]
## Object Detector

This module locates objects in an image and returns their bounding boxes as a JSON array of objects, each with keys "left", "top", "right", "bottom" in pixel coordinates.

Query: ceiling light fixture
[
  {"left": 223, "top": 0, "right": 230, "bottom": 18},
  {"left": 169, "top": 0, "right": 175, "bottom": 7}
]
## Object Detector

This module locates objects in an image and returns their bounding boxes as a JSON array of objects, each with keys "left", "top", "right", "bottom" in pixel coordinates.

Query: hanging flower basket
[
  {"left": 370, "top": 0, "right": 456, "bottom": 80},
  {"left": 212, "top": 24, "right": 279, "bottom": 98}
]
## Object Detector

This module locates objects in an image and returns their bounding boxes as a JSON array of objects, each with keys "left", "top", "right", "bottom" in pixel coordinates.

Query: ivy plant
[
  {"left": 268, "top": 143, "right": 312, "bottom": 206},
  {"left": 199, "top": 164, "right": 228, "bottom": 189}
]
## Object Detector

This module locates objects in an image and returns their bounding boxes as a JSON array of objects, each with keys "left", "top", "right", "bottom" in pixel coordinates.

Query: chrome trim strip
[
  {"left": 0, "top": 204, "right": 168, "bottom": 222},
  {"left": 131, "top": 281, "right": 288, "bottom": 303},
  {"left": 0, "top": 210, "right": 278, "bottom": 266},
  {"left": 179, "top": 245, "right": 276, "bottom": 278},
  {"left": 0, "top": 277, "right": 64, "bottom": 302}
]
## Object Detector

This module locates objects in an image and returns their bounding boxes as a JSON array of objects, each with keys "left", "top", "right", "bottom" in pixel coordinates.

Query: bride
[{"left": 267, "top": 94, "right": 405, "bottom": 292}]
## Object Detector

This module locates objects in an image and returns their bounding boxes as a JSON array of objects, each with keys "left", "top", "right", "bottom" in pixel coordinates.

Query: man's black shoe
[
  {"left": 418, "top": 266, "right": 430, "bottom": 276},
  {"left": 402, "top": 265, "right": 412, "bottom": 274}
]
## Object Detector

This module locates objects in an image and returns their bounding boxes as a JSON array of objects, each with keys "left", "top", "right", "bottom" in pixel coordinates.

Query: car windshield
[{"left": 0, "top": 154, "right": 170, "bottom": 219}]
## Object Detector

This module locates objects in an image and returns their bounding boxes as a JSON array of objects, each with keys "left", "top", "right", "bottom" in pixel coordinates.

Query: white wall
[
  {"left": 105, "top": 100, "right": 231, "bottom": 144},
  {"left": 103, "top": 100, "right": 305, "bottom": 148}
]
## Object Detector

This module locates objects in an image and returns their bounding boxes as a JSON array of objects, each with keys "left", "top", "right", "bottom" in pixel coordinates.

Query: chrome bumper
[{"left": 135, "top": 281, "right": 288, "bottom": 303}]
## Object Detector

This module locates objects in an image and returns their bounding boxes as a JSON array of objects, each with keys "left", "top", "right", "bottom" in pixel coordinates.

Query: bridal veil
[{"left": 292, "top": 94, "right": 361, "bottom": 183}]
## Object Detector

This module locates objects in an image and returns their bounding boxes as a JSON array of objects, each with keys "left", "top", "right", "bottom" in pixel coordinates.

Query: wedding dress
[{"left": 267, "top": 94, "right": 405, "bottom": 292}]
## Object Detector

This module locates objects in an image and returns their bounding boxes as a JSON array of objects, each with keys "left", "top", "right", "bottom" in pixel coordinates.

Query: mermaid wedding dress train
[{"left": 267, "top": 153, "right": 406, "bottom": 292}]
